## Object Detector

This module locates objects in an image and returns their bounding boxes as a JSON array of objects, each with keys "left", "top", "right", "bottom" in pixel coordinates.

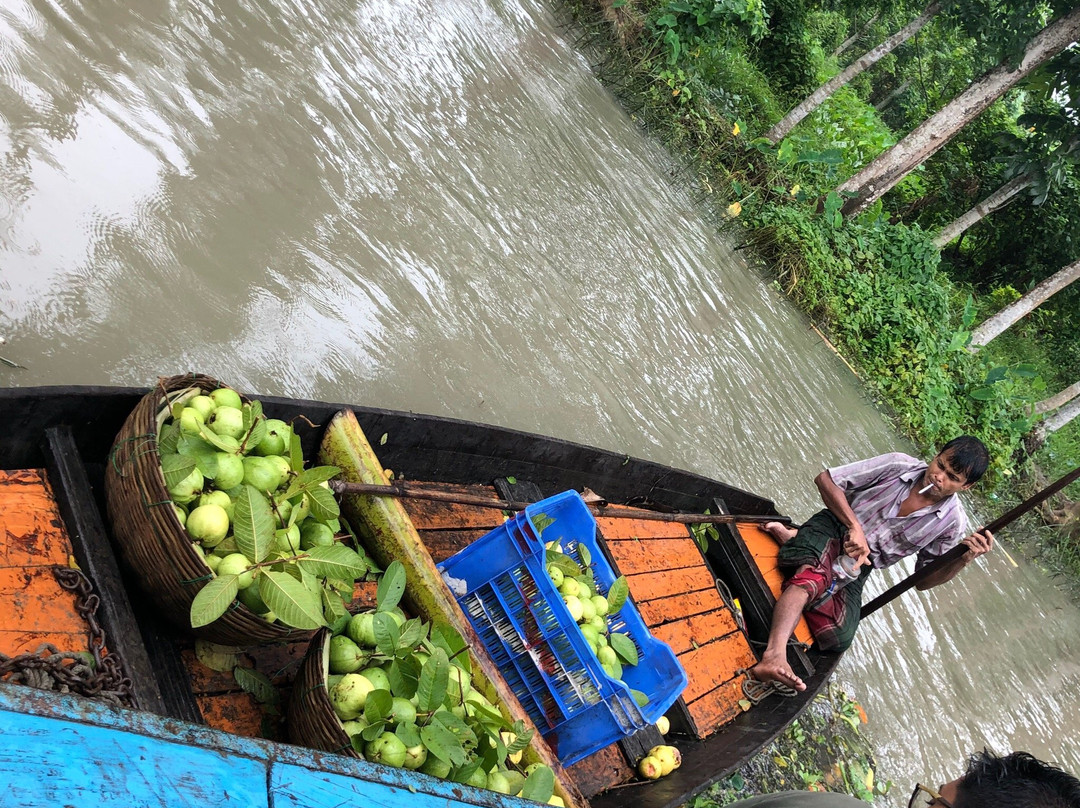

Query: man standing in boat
[{"left": 752, "top": 436, "right": 994, "bottom": 691}]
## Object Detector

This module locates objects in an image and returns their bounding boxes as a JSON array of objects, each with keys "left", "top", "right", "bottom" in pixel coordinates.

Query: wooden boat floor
[
  {"left": 735, "top": 523, "right": 813, "bottom": 648},
  {"left": 0, "top": 469, "right": 94, "bottom": 658}
]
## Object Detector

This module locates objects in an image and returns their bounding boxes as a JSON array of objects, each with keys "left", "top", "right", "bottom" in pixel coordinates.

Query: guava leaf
[
  {"left": 451, "top": 758, "right": 483, "bottom": 783},
  {"left": 258, "top": 570, "right": 326, "bottom": 629},
  {"left": 361, "top": 720, "right": 387, "bottom": 742},
  {"left": 307, "top": 485, "right": 340, "bottom": 522},
  {"left": 397, "top": 617, "right": 427, "bottom": 651},
  {"left": 298, "top": 544, "right": 368, "bottom": 580},
  {"left": 232, "top": 485, "right": 276, "bottom": 563},
  {"left": 364, "top": 689, "right": 393, "bottom": 724},
  {"left": 426, "top": 624, "right": 470, "bottom": 674},
  {"left": 373, "top": 612, "right": 401, "bottom": 657},
  {"left": 196, "top": 426, "right": 240, "bottom": 454},
  {"left": 232, "top": 665, "right": 279, "bottom": 706},
  {"left": 324, "top": 594, "right": 349, "bottom": 630},
  {"left": 630, "top": 688, "right": 650, "bottom": 707},
  {"left": 421, "top": 715, "right": 468, "bottom": 765},
  {"left": 530, "top": 513, "right": 555, "bottom": 536},
  {"left": 467, "top": 700, "right": 505, "bottom": 729},
  {"left": 521, "top": 765, "right": 555, "bottom": 802},
  {"left": 388, "top": 655, "right": 420, "bottom": 699},
  {"left": 417, "top": 648, "right": 450, "bottom": 713},
  {"left": 545, "top": 551, "right": 582, "bottom": 579},
  {"left": 376, "top": 560, "right": 407, "bottom": 611},
  {"left": 606, "top": 576, "right": 629, "bottom": 614},
  {"left": 190, "top": 574, "right": 238, "bottom": 628},
  {"left": 289, "top": 432, "right": 304, "bottom": 473},
  {"left": 578, "top": 543, "right": 592, "bottom": 567},
  {"left": 350, "top": 734, "right": 367, "bottom": 755},
  {"left": 158, "top": 422, "right": 181, "bottom": 455},
  {"left": 395, "top": 721, "right": 421, "bottom": 748},
  {"left": 177, "top": 434, "right": 221, "bottom": 478},
  {"left": 609, "top": 632, "right": 639, "bottom": 666},
  {"left": 240, "top": 402, "right": 266, "bottom": 451},
  {"left": 282, "top": 466, "right": 340, "bottom": 500},
  {"left": 161, "top": 453, "right": 197, "bottom": 490},
  {"left": 506, "top": 723, "right": 533, "bottom": 752},
  {"left": 194, "top": 640, "right": 241, "bottom": 672}
]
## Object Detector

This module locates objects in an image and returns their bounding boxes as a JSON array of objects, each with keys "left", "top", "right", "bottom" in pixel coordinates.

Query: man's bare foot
[
  {"left": 750, "top": 656, "right": 807, "bottom": 692},
  {"left": 763, "top": 521, "right": 797, "bottom": 544}
]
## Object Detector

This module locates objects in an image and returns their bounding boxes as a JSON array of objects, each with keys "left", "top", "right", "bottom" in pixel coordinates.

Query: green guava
[
  {"left": 254, "top": 419, "right": 290, "bottom": 457},
  {"left": 178, "top": 408, "right": 204, "bottom": 435},
  {"left": 388, "top": 696, "right": 417, "bottom": 725},
  {"left": 209, "top": 388, "right": 243, "bottom": 410},
  {"left": 237, "top": 584, "right": 270, "bottom": 614},
  {"left": 187, "top": 504, "right": 230, "bottom": 544},
  {"left": 329, "top": 673, "right": 375, "bottom": 720},
  {"left": 242, "top": 456, "right": 280, "bottom": 491},
  {"left": 347, "top": 612, "right": 377, "bottom": 647},
  {"left": 217, "top": 553, "right": 255, "bottom": 589},
  {"left": 358, "top": 666, "right": 391, "bottom": 692},
  {"left": 403, "top": 743, "right": 428, "bottom": 770},
  {"left": 419, "top": 755, "right": 452, "bottom": 778},
  {"left": 275, "top": 524, "right": 301, "bottom": 554},
  {"left": 186, "top": 395, "right": 216, "bottom": 421},
  {"left": 213, "top": 454, "right": 244, "bottom": 490},
  {"left": 300, "top": 521, "right": 335, "bottom": 549},
  {"left": 364, "top": 732, "right": 407, "bottom": 768},
  {"left": 328, "top": 635, "right": 368, "bottom": 674},
  {"left": 168, "top": 466, "right": 204, "bottom": 503},
  {"left": 208, "top": 406, "right": 245, "bottom": 440}
]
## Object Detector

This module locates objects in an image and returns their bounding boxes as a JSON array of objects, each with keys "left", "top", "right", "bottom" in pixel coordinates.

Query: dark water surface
[{"left": 3, "top": 0, "right": 1078, "bottom": 800}]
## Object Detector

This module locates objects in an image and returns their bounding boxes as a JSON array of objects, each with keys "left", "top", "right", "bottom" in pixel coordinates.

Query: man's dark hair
[
  {"left": 939, "top": 435, "right": 990, "bottom": 484},
  {"left": 955, "top": 750, "right": 1080, "bottom": 808}
]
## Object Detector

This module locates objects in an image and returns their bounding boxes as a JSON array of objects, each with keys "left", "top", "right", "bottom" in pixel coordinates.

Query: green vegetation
[
  {"left": 560, "top": 0, "right": 1080, "bottom": 577},
  {"left": 694, "top": 684, "right": 887, "bottom": 805}
]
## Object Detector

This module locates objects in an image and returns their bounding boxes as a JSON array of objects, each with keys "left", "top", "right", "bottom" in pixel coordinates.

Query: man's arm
[
  {"left": 814, "top": 470, "right": 870, "bottom": 566},
  {"left": 914, "top": 529, "right": 994, "bottom": 590}
]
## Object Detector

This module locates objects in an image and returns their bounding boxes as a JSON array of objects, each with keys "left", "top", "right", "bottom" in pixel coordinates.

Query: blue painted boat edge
[{"left": 0, "top": 683, "right": 535, "bottom": 807}]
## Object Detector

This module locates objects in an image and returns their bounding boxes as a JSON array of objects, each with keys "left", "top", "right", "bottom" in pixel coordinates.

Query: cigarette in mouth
[{"left": 919, "top": 484, "right": 933, "bottom": 495}]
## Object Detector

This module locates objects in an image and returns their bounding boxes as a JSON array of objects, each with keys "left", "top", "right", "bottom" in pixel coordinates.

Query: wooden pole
[
  {"left": 328, "top": 480, "right": 794, "bottom": 527},
  {"left": 860, "top": 466, "right": 1080, "bottom": 618}
]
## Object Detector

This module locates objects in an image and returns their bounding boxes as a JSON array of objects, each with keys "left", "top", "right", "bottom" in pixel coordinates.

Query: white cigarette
[{"left": 919, "top": 484, "right": 932, "bottom": 494}]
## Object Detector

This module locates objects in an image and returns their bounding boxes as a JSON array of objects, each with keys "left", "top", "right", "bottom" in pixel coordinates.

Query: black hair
[
  {"left": 939, "top": 436, "right": 990, "bottom": 484},
  {"left": 955, "top": 751, "right": 1080, "bottom": 808}
]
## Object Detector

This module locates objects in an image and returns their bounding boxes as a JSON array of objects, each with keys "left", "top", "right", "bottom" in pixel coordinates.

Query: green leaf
[
  {"left": 427, "top": 624, "right": 469, "bottom": 674},
  {"left": 545, "top": 551, "right": 582, "bottom": 579},
  {"left": 578, "top": 543, "right": 592, "bottom": 567},
  {"left": 630, "top": 688, "right": 650, "bottom": 707},
  {"left": 361, "top": 720, "right": 387, "bottom": 742},
  {"left": 506, "top": 476, "right": 517, "bottom": 485},
  {"left": 376, "top": 560, "right": 407, "bottom": 611},
  {"left": 968, "top": 387, "right": 998, "bottom": 401},
  {"left": 282, "top": 466, "right": 341, "bottom": 500},
  {"left": 241, "top": 402, "right": 267, "bottom": 451},
  {"left": 373, "top": 612, "right": 401, "bottom": 657},
  {"left": 258, "top": 570, "right": 326, "bottom": 629},
  {"left": 233, "top": 485, "right": 276, "bottom": 563},
  {"left": 530, "top": 513, "right": 555, "bottom": 536},
  {"left": 158, "top": 422, "right": 181, "bottom": 455},
  {"left": 307, "top": 485, "right": 340, "bottom": 522},
  {"left": 196, "top": 426, "right": 240, "bottom": 453},
  {"left": 398, "top": 617, "right": 428, "bottom": 651},
  {"left": 379, "top": 433, "right": 388, "bottom": 446},
  {"left": 395, "top": 721, "right": 421, "bottom": 748},
  {"left": 606, "top": 576, "right": 629, "bottom": 614},
  {"left": 417, "top": 648, "right": 450, "bottom": 713},
  {"left": 190, "top": 574, "right": 238, "bottom": 628},
  {"left": 1012, "top": 363, "right": 1040, "bottom": 378},
  {"left": 521, "top": 764, "right": 555, "bottom": 803},
  {"left": 161, "top": 453, "right": 197, "bottom": 490},
  {"left": 984, "top": 366, "right": 1009, "bottom": 384},
  {"left": 364, "top": 689, "right": 393, "bottom": 724},
  {"left": 194, "top": 640, "right": 241, "bottom": 672},
  {"left": 289, "top": 432, "right": 304, "bottom": 473},
  {"left": 297, "top": 544, "right": 368, "bottom": 580},
  {"left": 388, "top": 655, "right": 421, "bottom": 699},
  {"left": 232, "top": 665, "right": 279, "bottom": 705},
  {"left": 420, "top": 718, "right": 468, "bottom": 766},
  {"left": 609, "top": 632, "right": 639, "bottom": 666}
]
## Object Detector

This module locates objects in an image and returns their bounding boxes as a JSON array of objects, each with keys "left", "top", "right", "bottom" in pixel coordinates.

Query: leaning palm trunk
[
  {"left": 1027, "top": 391, "right": 1080, "bottom": 454},
  {"left": 932, "top": 172, "right": 1034, "bottom": 248},
  {"left": 969, "top": 258, "right": 1080, "bottom": 351},
  {"left": 1034, "top": 381, "right": 1080, "bottom": 415},
  {"left": 764, "top": 3, "right": 940, "bottom": 144},
  {"left": 837, "top": 6, "right": 1080, "bottom": 217},
  {"left": 833, "top": 11, "right": 880, "bottom": 58}
]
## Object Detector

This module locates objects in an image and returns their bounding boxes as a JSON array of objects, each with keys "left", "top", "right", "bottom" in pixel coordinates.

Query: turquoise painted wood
[{"left": 0, "top": 683, "right": 530, "bottom": 808}]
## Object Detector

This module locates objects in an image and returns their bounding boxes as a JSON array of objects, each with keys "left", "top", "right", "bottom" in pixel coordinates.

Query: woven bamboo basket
[
  {"left": 104, "top": 373, "right": 305, "bottom": 646},
  {"left": 287, "top": 627, "right": 358, "bottom": 757}
]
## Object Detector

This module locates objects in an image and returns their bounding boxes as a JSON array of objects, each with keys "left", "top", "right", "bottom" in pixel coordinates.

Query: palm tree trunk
[
  {"left": 932, "top": 172, "right": 1034, "bottom": 248},
  {"left": 764, "top": 3, "right": 941, "bottom": 144},
  {"left": 833, "top": 11, "right": 880, "bottom": 58},
  {"left": 874, "top": 80, "right": 911, "bottom": 111},
  {"left": 1034, "top": 381, "right": 1080, "bottom": 415},
  {"left": 1041, "top": 395, "right": 1080, "bottom": 436},
  {"left": 837, "top": 6, "right": 1080, "bottom": 217},
  {"left": 969, "top": 258, "right": 1080, "bottom": 352}
]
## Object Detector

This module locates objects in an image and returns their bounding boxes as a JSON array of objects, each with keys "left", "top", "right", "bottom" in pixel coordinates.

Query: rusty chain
[{"left": 0, "top": 566, "right": 134, "bottom": 707}]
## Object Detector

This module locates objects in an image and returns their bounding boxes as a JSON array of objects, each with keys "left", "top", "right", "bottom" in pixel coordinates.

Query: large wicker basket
[
  {"left": 104, "top": 373, "right": 305, "bottom": 646},
  {"left": 287, "top": 627, "right": 357, "bottom": 757}
]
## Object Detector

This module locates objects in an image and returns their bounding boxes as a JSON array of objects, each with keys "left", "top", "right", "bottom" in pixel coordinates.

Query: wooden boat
[{"left": 0, "top": 384, "right": 842, "bottom": 808}]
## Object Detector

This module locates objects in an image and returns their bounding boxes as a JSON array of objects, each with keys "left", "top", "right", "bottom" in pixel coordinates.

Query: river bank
[{"left": 553, "top": 0, "right": 1080, "bottom": 595}]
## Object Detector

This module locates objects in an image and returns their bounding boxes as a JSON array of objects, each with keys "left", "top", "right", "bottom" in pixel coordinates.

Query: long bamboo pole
[
  {"left": 860, "top": 466, "right": 1080, "bottom": 618},
  {"left": 328, "top": 479, "right": 794, "bottom": 527}
]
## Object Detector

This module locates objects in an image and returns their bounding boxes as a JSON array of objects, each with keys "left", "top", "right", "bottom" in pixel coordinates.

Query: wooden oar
[
  {"left": 861, "top": 465, "right": 1080, "bottom": 618},
  {"left": 327, "top": 479, "right": 794, "bottom": 527}
]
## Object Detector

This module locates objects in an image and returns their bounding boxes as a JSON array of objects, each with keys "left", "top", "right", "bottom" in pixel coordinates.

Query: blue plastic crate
[{"left": 437, "top": 490, "right": 688, "bottom": 765}]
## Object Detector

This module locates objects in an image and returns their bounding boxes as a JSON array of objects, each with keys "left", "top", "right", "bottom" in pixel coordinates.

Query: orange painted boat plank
[
  {"left": 648, "top": 610, "right": 740, "bottom": 656},
  {"left": 594, "top": 516, "right": 691, "bottom": 541},
  {"left": 685, "top": 677, "right": 747, "bottom": 738},
  {"left": 401, "top": 483, "right": 507, "bottom": 531},
  {"left": 420, "top": 528, "right": 496, "bottom": 564},
  {"left": 737, "top": 523, "right": 813, "bottom": 647},
  {"left": 0, "top": 469, "right": 70, "bottom": 568},
  {"left": 0, "top": 566, "right": 86, "bottom": 636},
  {"left": 678, "top": 632, "right": 758, "bottom": 703},
  {"left": 602, "top": 537, "right": 704, "bottom": 575},
  {"left": 195, "top": 691, "right": 268, "bottom": 739},
  {"left": 637, "top": 588, "right": 725, "bottom": 626},
  {"left": 0, "top": 630, "right": 94, "bottom": 657},
  {"left": 626, "top": 566, "right": 715, "bottom": 603}
]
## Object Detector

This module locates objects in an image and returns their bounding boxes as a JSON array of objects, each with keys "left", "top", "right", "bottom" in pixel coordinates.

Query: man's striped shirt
[{"left": 828, "top": 452, "right": 969, "bottom": 570}]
